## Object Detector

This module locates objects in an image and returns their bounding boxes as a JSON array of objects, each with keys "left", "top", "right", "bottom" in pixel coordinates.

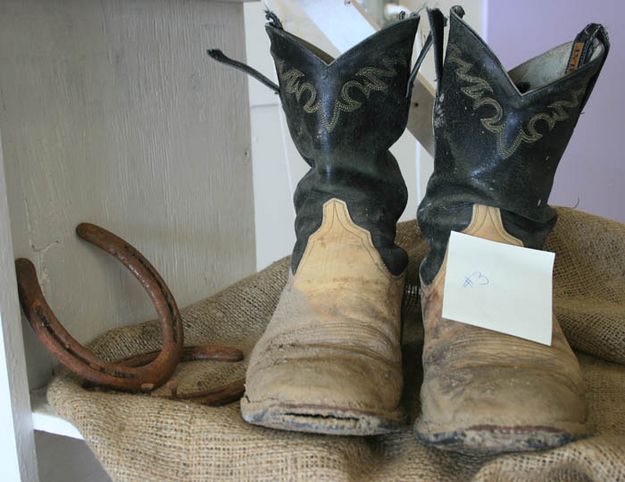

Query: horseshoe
[
  {"left": 118, "top": 344, "right": 243, "bottom": 368},
  {"left": 15, "top": 223, "right": 244, "bottom": 403},
  {"left": 163, "top": 378, "right": 246, "bottom": 406}
]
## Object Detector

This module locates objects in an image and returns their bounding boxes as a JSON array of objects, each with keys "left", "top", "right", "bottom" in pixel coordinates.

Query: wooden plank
[
  {"left": 297, "top": 0, "right": 377, "bottom": 52},
  {"left": 31, "top": 389, "right": 83, "bottom": 441},
  {"left": 0, "top": 130, "right": 39, "bottom": 481},
  {"left": 0, "top": 0, "right": 256, "bottom": 391},
  {"left": 35, "top": 432, "right": 110, "bottom": 482},
  {"left": 407, "top": 73, "right": 436, "bottom": 155}
]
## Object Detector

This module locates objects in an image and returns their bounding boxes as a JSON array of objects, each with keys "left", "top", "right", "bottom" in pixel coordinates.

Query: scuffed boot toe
[{"left": 241, "top": 343, "right": 405, "bottom": 435}]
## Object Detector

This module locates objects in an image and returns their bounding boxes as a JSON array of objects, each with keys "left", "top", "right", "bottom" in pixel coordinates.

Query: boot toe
[
  {"left": 242, "top": 342, "right": 405, "bottom": 435},
  {"left": 416, "top": 363, "right": 587, "bottom": 453},
  {"left": 416, "top": 320, "right": 588, "bottom": 453}
]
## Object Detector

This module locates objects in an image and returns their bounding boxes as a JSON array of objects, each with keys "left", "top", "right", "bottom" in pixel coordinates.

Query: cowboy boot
[
  {"left": 210, "top": 12, "right": 427, "bottom": 435},
  {"left": 415, "top": 7, "right": 609, "bottom": 453}
]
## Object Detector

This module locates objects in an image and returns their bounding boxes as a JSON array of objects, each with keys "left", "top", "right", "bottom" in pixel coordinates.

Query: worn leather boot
[
  {"left": 211, "top": 12, "right": 427, "bottom": 435},
  {"left": 415, "top": 7, "right": 609, "bottom": 453}
]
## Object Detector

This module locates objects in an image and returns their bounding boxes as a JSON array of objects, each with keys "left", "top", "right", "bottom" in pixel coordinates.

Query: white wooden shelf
[
  {"left": 0, "top": 0, "right": 258, "bottom": 479},
  {"left": 31, "top": 388, "right": 83, "bottom": 440}
]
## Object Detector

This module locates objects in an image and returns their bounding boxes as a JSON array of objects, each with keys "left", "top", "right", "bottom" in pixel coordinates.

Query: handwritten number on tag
[{"left": 463, "top": 271, "right": 489, "bottom": 288}]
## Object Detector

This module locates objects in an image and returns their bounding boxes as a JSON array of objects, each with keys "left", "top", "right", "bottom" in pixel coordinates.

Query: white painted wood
[
  {"left": 0, "top": 130, "right": 39, "bottom": 482},
  {"left": 31, "top": 389, "right": 83, "bottom": 440},
  {"left": 0, "top": 0, "right": 256, "bottom": 390},
  {"left": 249, "top": 106, "right": 297, "bottom": 269},
  {"left": 35, "top": 432, "right": 110, "bottom": 482},
  {"left": 392, "top": 131, "right": 420, "bottom": 222},
  {"left": 245, "top": 3, "right": 281, "bottom": 108},
  {"left": 297, "top": 0, "right": 377, "bottom": 52},
  {"left": 245, "top": 2, "right": 295, "bottom": 270},
  {"left": 0, "top": 0, "right": 255, "bottom": 479}
]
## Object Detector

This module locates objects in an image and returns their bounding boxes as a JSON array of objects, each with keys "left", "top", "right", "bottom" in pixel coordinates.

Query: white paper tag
[{"left": 442, "top": 231, "right": 555, "bottom": 345}]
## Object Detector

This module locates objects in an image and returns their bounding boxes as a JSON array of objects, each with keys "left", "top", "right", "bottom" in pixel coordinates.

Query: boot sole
[
  {"left": 241, "top": 397, "right": 405, "bottom": 436},
  {"left": 415, "top": 420, "right": 588, "bottom": 454}
]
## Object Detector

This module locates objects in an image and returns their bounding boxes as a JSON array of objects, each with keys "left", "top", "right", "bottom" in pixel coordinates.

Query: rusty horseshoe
[{"left": 15, "top": 222, "right": 244, "bottom": 404}]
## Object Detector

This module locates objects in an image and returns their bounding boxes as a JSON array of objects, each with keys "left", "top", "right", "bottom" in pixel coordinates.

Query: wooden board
[{"left": 0, "top": 0, "right": 256, "bottom": 392}]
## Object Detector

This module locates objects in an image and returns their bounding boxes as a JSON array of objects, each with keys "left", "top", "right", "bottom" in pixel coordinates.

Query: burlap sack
[{"left": 48, "top": 208, "right": 625, "bottom": 481}]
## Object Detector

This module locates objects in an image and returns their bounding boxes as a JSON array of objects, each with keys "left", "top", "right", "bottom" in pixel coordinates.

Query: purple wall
[{"left": 488, "top": 0, "right": 625, "bottom": 222}]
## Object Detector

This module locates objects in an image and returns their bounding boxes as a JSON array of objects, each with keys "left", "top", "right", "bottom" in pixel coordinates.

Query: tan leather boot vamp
[
  {"left": 416, "top": 204, "right": 587, "bottom": 453},
  {"left": 241, "top": 199, "right": 406, "bottom": 435}
]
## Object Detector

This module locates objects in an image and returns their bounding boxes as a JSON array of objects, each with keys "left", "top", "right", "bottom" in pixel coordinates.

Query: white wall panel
[
  {"left": 0, "top": 1, "right": 255, "bottom": 480},
  {"left": 249, "top": 106, "right": 296, "bottom": 269},
  {"left": 0, "top": 129, "right": 39, "bottom": 482},
  {"left": 0, "top": 0, "right": 255, "bottom": 389}
]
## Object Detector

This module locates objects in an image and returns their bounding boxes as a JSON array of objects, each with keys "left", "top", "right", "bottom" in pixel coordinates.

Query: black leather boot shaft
[
  {"left": 418, "top": 6, "right": 609, "bottom": 284},
  {"left": 266, "top": 15, "right": 420, "bottom": 275}
]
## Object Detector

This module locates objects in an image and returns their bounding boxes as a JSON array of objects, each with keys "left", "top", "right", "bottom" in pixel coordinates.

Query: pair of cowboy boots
[{"left": 210, "top": 6, "right": 609, "bottom": 453}]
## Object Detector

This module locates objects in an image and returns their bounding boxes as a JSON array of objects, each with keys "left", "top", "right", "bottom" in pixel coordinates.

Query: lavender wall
[{"left": 488, "top": 0, "right": 624, "bottom": 222}]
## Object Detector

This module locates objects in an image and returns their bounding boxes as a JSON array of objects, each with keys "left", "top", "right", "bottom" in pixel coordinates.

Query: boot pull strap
[
  {"left": 207, "top": 10, "right": 284, "bottom": 95},
  {"left": 567, "top": 23, "right": 610, "bottom": 111},
  {"left": 264, "top": 9, "right": 283, "bottom": 30},
  {"left": 207, "top": 49, "right": 280, "bottom": 95},
  {"left": 566, "top": 23, "right": 607, "bottom": 74},
  {"left": 407, "top": 30, "right": 433, "bottom": 97},
  {"left": 427, "top": 8, "right": 447, "bottom": 94}
]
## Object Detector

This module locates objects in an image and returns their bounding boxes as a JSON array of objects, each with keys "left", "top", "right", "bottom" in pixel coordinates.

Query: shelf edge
[{"left": 31, "top": 388, "right": 83, "bottom": 440}]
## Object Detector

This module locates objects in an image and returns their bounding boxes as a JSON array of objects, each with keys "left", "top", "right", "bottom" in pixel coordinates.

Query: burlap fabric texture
[{"left": 48, "top": 207, "right": 625, "bottom": 481}]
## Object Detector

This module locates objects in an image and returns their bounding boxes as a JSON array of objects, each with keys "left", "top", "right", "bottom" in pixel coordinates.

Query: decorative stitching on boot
[
  {"left": 277, "top": 55, "right": 408, "bottom": 133},
  {"left": 446, "top": 45, "right": 584, "bottom": 159}
]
